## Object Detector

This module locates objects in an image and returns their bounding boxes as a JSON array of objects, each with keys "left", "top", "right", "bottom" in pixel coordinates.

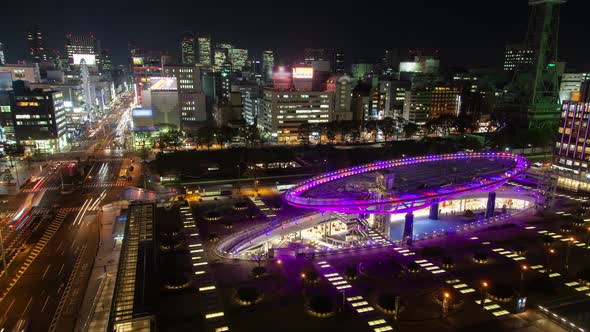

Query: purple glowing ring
[{"left": 283, "top": 152, "right": 530, "bottom": 214}]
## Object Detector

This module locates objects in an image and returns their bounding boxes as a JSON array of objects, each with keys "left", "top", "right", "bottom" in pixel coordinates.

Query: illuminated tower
[
  {"left": 505, "top": 0, "right": 566, "bottom": 128},
  {"left": 180, "top": 31, "right": 195, "bottom": 65},
  {"left": 262, "top": 50, "right": 274, "bottom": 83}
]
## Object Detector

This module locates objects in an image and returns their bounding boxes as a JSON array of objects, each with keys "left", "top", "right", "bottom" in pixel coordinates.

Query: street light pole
[
  {"left": 566, "top": 237, "right": 574, "bottom": 272},
  {"left": 0, "top": 227, "right": 7, "bottom": 277},
  {"left": 547, "top": 248, "right": 555, "bottom": 274},
  {"left": 481, "top": 281, "right": 488, "bottom": 310}
]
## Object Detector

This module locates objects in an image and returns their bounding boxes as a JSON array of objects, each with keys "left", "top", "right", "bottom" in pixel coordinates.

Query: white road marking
[
  {"left": 58, "top": 263, "right": 64, "bottom": 276},
  {"left": 21, "top": 297, "right": 32, "bottom": 317},
  {"left": 41, "top": 295, "right": 51, "bottom": 312},
  {"left": 42, "top": 264, "right": 51, "bottom": 279},
  {"left": 2, "top": 298, "right": 15, "bottom": 317}
]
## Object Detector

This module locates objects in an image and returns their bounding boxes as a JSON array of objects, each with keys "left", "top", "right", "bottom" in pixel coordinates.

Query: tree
[
  {"left": 380, "top": 117, "right": 395, "bottom": 142},
  {"left": 298, "top": 123, "right": 313, "bottom": 145},
  {"left": 242, "top": 124, "right": 261, "bottom": 148},
  {"left": 197, "top": 126, "right": 215, "bottom": 149},
  {"left": 364, "top": 120, "right": 378, "bottom": 142},
  {"left": 220, "top": 125, "right": 236, "bottom": 147},
  {"left": 455, "top": 111, "right": 479, "bottom": 135},
  {"left": 403, "top": 122, "right": 419, "bottom": 138},
  {"left": 325, "top": 122, "right": 337, "bottom": 143}
]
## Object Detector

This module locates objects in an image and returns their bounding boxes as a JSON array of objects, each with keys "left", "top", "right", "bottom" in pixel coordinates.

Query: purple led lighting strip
[{"left": 283, "top": 152, "right": 530, "bottom": 214}]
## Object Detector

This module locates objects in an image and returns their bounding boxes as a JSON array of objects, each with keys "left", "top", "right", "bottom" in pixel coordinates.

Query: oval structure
[{"left": 283, "top": 152, "right": 530, "bottom": 214}]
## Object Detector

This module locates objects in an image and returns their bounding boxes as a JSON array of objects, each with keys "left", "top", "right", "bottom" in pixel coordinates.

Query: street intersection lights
[
  {"left": 566, "top": 237, "right": 574, "bottom": 272},
  {"left": 547, "top": 248, "right": 555, "bottom": 273},
  {"left": 442, "top": 292, "right": 450, "bottom": 318},
  {"left": 481, "top": 281, "right": 488, "bottom": 310}
]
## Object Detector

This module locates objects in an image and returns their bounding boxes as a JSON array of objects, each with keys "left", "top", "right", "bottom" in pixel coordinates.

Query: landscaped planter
[
  {"left": 487, "top": 282, "right": 515, "bottom": 303},
  {"left": 203, "top": 211, "right": 222, "bottom": 222},
  {"left": 235, "top": 287, "right": 262, "bottom": 306},
  {"left": 306, "top": 295, "right": 335, "bottom": 318},
  {"left": 473, "top": 252, "right": 488, "bottom": 264}
]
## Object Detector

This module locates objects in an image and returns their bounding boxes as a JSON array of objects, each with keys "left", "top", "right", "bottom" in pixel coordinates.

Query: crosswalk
[
  {"left": 83, "top": 181, "right": 128, "bottom": 189},
  {"left": 21, "top": 181, "right": 127, "bottom": 193},
  {"left": 314, "top": 260, "right": 394, "bottom": 332},
  {"left": 0, "top": 209, "right": 70, "bottom": 301},
  {"left": 3, "top": 207, "right": 80, "bottom": 219}
]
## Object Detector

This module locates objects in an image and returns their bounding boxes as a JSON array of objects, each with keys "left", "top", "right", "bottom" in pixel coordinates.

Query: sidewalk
[
  {"left": 73, "top": 201, "right": 126, "bottom": 332},
  {"left": 0, "top": 160, "right": 47, "bottom": 196}
]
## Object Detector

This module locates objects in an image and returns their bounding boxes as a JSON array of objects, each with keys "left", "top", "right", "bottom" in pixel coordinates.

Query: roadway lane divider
[
  {"left": 48, "top": 244, "right": 87, "bottom": 332},
  {"left": 0, "top": 209, "right": 70, "bottom": 303}
]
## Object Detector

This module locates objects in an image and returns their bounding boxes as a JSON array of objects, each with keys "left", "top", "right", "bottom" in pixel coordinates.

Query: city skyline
[{"left": 0, "top": 0, "right": 589, "bottom": 69}]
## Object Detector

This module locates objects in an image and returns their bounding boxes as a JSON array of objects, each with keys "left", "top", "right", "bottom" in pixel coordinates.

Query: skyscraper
[
  {"left": 229, "top": 48, "right": 248, "bottom": 72},
  {"left": 101, "top": 49, "right": 113, "bottom": 71},
  {"left": 0, "top": 42, "right": 5, "bottom": 65},
  {"left": 262, "top": 50, "right": 274, "bottom": 83},
  {"left": 26, "top": 24, "right": 47, "bottom": 63},
  {"left": 503, "top": 44, "right": 533, "bottom": 71},
  {"left": 304, "top": 48, "right": 325, "bottom": 64},
  {"left": 66, "top": 33, "right": 100, "bottom": 67},
  {"left": 180, "top": 32, "right": 195, "bottom": 65},
  {"left": 198, "top": 36, "right": 212, "bottom": 66},
  {"left": 332, "top": 49, "right": 345, "bottom": 73},
  {"left": 213, "top": 48, "right": 228, "bottom": 72}
]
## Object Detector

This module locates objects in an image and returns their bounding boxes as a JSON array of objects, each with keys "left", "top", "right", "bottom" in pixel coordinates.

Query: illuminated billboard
[
  {"left": 272, "top": 66, "right": 292, "bottom": 81},
  {"left": 293, "top": 67, "right": 313, "bottom": 79},
  {"left": 399, "top": 62, "right": 421, "bottom": 73},
  {"left": 149, "top": 77, "right": 178, "bottom": 91},
  {"left": 132, "top": 57, "right": 144, "bottom": 66},
  {"left": 132, "top": 109, "right": 153, "bottom": 117},
  {"left": 72, "top": 54, "right": 97, "bottom": 65}
]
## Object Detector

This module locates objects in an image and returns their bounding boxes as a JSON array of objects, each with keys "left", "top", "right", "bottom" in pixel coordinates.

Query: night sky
[{"left": 1, "top": 0, "right": 588, "bottom": 70}]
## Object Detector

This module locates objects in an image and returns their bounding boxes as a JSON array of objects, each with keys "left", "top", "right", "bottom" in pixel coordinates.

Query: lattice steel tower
[{"left": 506, "top": 0, "right": 566, "bottom": 128}]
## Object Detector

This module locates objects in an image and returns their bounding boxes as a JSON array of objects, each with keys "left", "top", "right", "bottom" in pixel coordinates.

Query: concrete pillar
[
  {"left": 376, "top": 214, "right": 392, "bottom": 240},
  {"left": 403, "top": 212, "right": 414, "bottom": 246},
  {"left": 429, "top": 203, "right": 439, "bottom": 220},
  {"left": 486, "top": 191, "right": 496, "bottom": 218}
]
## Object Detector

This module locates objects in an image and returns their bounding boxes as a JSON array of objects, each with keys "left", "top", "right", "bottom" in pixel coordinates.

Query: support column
[
  {"left": 376, "top": 214, "right": 392, "bottom": 240},
  {"left": 486, "top": 191, "right": 496, "bottom": 219},
  {"left": 403, "top": 212, "right": 414, "bottom": 246},
  {"left": 429, "top": 203, "right": 439, "bottom": 220}
]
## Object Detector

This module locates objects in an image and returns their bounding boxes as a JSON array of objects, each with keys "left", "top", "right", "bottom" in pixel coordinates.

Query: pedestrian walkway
[
  {"left": 73, "top": 202, "right": 124, "bottom": 332},
  {"left": 312, "top": 259, "right": 394, "bottom": 331}
]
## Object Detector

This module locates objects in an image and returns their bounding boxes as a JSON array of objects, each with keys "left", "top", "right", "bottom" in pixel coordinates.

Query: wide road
[{"left": 0, "top": 93, "right": 139, "bottom": 331}]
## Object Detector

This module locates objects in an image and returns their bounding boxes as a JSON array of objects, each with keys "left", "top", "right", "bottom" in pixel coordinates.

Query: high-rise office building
[
  {"left": 260, "top": 89, "right": 334, "bottom": 144},
  {"left": 503, "top": 43, "right": 533, "bottom": 72},
  {"left": 220, "top": 61, "right": 232, "bottom": 100},
  {"left": 213, "top": 48, "right": 228, "bottom": 72},
  {"left": 66, "top": 33, "right": 100, "bottom": 68},
  {"left": 180, "top": 31, "right": 195, "bottom": 65},
  {"left": 198, "top": 36, "right": 211, "bottom": 66},
  {"left": 0, "top": 42, "right": 5, "bottom": 65},
  {"left": 229, "top": 48, "right": 248, "bottom": 72},
  {"left": 331, "top": 49, "right": 345, "bottom": 73},
  {"left": 26, "top": 24, "right": 47, "bottom": 63},
  {"left": 304, "top": 48, "right": 325, "bottom": 64},
  {"left": 351, "top": 61, "right": 374, "bottom": 82},
  {"left": 163, "top": 65, "right": 207, "bottom": 124},
  {"left": 559, "top": 73, "right": 590, "bottom": 103},
  {"left": 554, "top": 101, "right": 590, "bottom": 192},
  {"left": 262, "top": 50, "right": 274, "bottom": 83},
  {"left": 403, "top": 85, "right": 460, "bottom": 124},
  {"left": 326, "top": 74, "right": 353, "bottom": 121},
  {"left": 101, "top": 49, "right": 113, "bottom": 71},
  {"left": 10, "top": 81, "right": 67, "bottom": 152}
]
